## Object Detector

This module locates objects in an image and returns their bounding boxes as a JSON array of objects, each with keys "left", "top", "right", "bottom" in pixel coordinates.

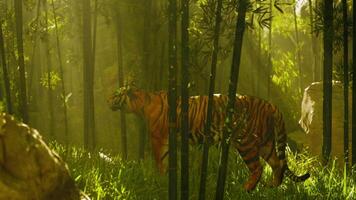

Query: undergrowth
[{"left": 51, "top": 143, "right": 356, "bottom": 200}]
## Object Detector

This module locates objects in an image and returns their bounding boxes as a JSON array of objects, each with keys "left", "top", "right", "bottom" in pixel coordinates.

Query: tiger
[{"left": 107, "top": 85, "right": 310, "bottom": 191}]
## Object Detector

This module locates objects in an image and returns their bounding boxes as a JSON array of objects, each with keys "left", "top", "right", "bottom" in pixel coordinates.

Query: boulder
[
  {"left": 0, "top": 113, "right": 89, "bottom": 200},
  {"left": 299, "top": 82, "right": 352, "bottom": 163}
]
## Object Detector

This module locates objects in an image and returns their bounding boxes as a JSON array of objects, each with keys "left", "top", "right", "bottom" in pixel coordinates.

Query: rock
[
  {"left": 0, "top": 113, "right": 89, "bottom": 200},
  {"left": 299, "top": 82, "right": 352, "bottom": 164}
]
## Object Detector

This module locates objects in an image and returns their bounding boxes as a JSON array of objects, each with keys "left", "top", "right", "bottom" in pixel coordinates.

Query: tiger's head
[{"left": 107, "top": 85, "right": 134, "bottom": 112}]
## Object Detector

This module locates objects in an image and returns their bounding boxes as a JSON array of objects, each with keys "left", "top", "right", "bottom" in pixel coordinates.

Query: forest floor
[{"left": 51, "top": 143, "right": 355, "bottom": 200}]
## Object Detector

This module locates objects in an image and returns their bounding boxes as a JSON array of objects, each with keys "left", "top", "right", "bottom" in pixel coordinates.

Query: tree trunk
[
  {"left": 157, "top": 42, "right": 165, "bottom": 90},
  {"left": 199, "top": 0, "right": 223, "bottom": 199},
  {"left": 82, "top": 0, "right": 95, "bottom": 150},
  {"left": 44, "top": 0, "right": 55, "bottom": 138},
  {"left": 27, "top": 0, "right": 41, "bottom": 103},
  {"left": 181, "top": 0, "right": 190, "bottom": 198},
  {"left": 352, "top": 0, "right": 356, "bottom": 166},
  {"left": 168, "top": 0, "right": 178, "bottom": 198},
  {"left": 255, "top": 5, "right": 262, "bottom": 97},
  {"left": 215, "top": 0, "right": 248, "bottom": 198},
  {"left": 267, "top": 0, "right": 273, "bottom": 100},
  {"left": 139, "top": 0, "right": 152, "bottom": 160},
  {"left": 0, "top": 72, "right": 3, "bottom": 102},
  {"left": 92, "top": 0, "right": 97, "bottom": 68},
  {"left": 142, "top": 0, "right": 152, "bottom": 91},
  {"left": 0, "top": 21, "right": 13, "bottom": 114},
  {"left": 308, "top": 0, "right": 320, "bottom": 82},
  {"left": 256, "top": 9, "right": 261, "bottom": 96},
  {"left": 342, "top": 0, "right": 349, "bottom": 169},
  {"left": 116, "top": 10, "right": 127, "bottom": 160},
  {"left": 51, "top": 0, "right": 69, "bottom": 145},
  {"left": 293, "top": 2, "right": 302, "bottom": 96},
  {"left": 322, "top": 0, "right": 333, "bottom": 163},
  {"left": 14, "top": 0, "right": 28, "bottom": 123}
]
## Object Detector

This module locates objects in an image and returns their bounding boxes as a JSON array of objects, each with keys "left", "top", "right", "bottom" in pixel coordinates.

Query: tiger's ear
[
  {"left": 129, "top": 83, "right": 138, "bottom": 91},
  {"left": 126, "top": 84, "right": 140, "bottom": 100},
  {"left": 125, "top": 84, "right": 133, "bottom": 97}
]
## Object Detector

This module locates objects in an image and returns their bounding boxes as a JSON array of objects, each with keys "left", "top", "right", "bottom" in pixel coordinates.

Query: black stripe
[
  {"left": 260, "top": 132, "right": 273, "bottom": 146},
  {"left": 190, "top": 98, "right": 197, "bottom": 124},
  {"left": 277, "top": 153, "right": 285, "bottom": 160},
  {"left": 244, "top": 155, "right": 259, "bottom": 165},
  {"left": 161, "top": 150, "right": 169, "bottom": 161},
  {"left": 238, "top": 147, "right": 254, "bottom": 157},
  {"left": 249, "top": 102, "right": 266, "bottom": 135},
  {"left": 264, "top": 142, "right": 275, "bottom": 161}
]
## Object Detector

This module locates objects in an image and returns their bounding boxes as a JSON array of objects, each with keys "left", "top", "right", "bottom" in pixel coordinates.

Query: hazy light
[{"left": 296, "top": 0, "right": 308, "bottom": 16}]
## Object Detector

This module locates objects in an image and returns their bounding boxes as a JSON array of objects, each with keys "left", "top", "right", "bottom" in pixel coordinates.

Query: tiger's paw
[{"left": 243, "top": 181, "right": 258, "bottom": 192}]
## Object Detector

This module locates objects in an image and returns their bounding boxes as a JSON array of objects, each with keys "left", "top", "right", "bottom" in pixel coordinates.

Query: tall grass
[{"left": 51, "top": 143, "right": 355, "bottom": 200}]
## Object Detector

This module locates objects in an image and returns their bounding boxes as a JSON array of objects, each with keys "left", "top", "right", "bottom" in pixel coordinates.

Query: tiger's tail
[
  {"left": 285, "top": 166, "right": 310, "bottom": 182},
  {"left": 273, "top": 110, "right": 310, "bottom": 182}
]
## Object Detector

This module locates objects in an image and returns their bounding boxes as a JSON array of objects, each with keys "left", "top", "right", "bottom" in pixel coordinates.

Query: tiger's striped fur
[{"left": 107, "top": 87, "right": 310, "bottom": 191}]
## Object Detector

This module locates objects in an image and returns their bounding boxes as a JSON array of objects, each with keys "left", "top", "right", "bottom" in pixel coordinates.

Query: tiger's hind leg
[
  {"left": 260, "top": 141, "right": 286, "bottom": 187},
  {"left": 236, "top": 143, "right": 263, "bottom": 191},
  {"left": 267, "top": 152, "right": 287, "bottom": 187}
]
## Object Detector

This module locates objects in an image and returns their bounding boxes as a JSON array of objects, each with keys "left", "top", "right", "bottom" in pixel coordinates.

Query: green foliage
[
  {"left": 312, "top": 0, "right": 352, "bottom": 53},
  {"left": 40, "top": 71, "right": 61, "bottom": 90},
  {"left": 255, "top": 2, "right": 311, "bottom": 126},
  {"left": 51, "top": 143, "right": 356, "bottom": 200},
  {"left": 52, "top": 143, "right": 167, "bottom": 200},
  {"left": 188, "top": 0, "right": 272, "bottom": 71},
  {"left": 271, "top": 51, "right": 299, "bottom": 96},
  {"left": 273, "top": 8, "right": 309, "bottom": 38},
  {"left": 0, "top": 101, "right": 4, "bottom": 112}
]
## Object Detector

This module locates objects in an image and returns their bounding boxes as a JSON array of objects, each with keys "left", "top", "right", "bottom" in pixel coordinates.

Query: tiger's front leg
[{"left": 151, "top": 135, "right": 168, "bottom": 174}]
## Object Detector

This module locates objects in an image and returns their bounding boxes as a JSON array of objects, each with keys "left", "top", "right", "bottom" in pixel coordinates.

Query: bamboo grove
[{"left": 0, "top": 0, "right": 356, "bottom": 199}]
